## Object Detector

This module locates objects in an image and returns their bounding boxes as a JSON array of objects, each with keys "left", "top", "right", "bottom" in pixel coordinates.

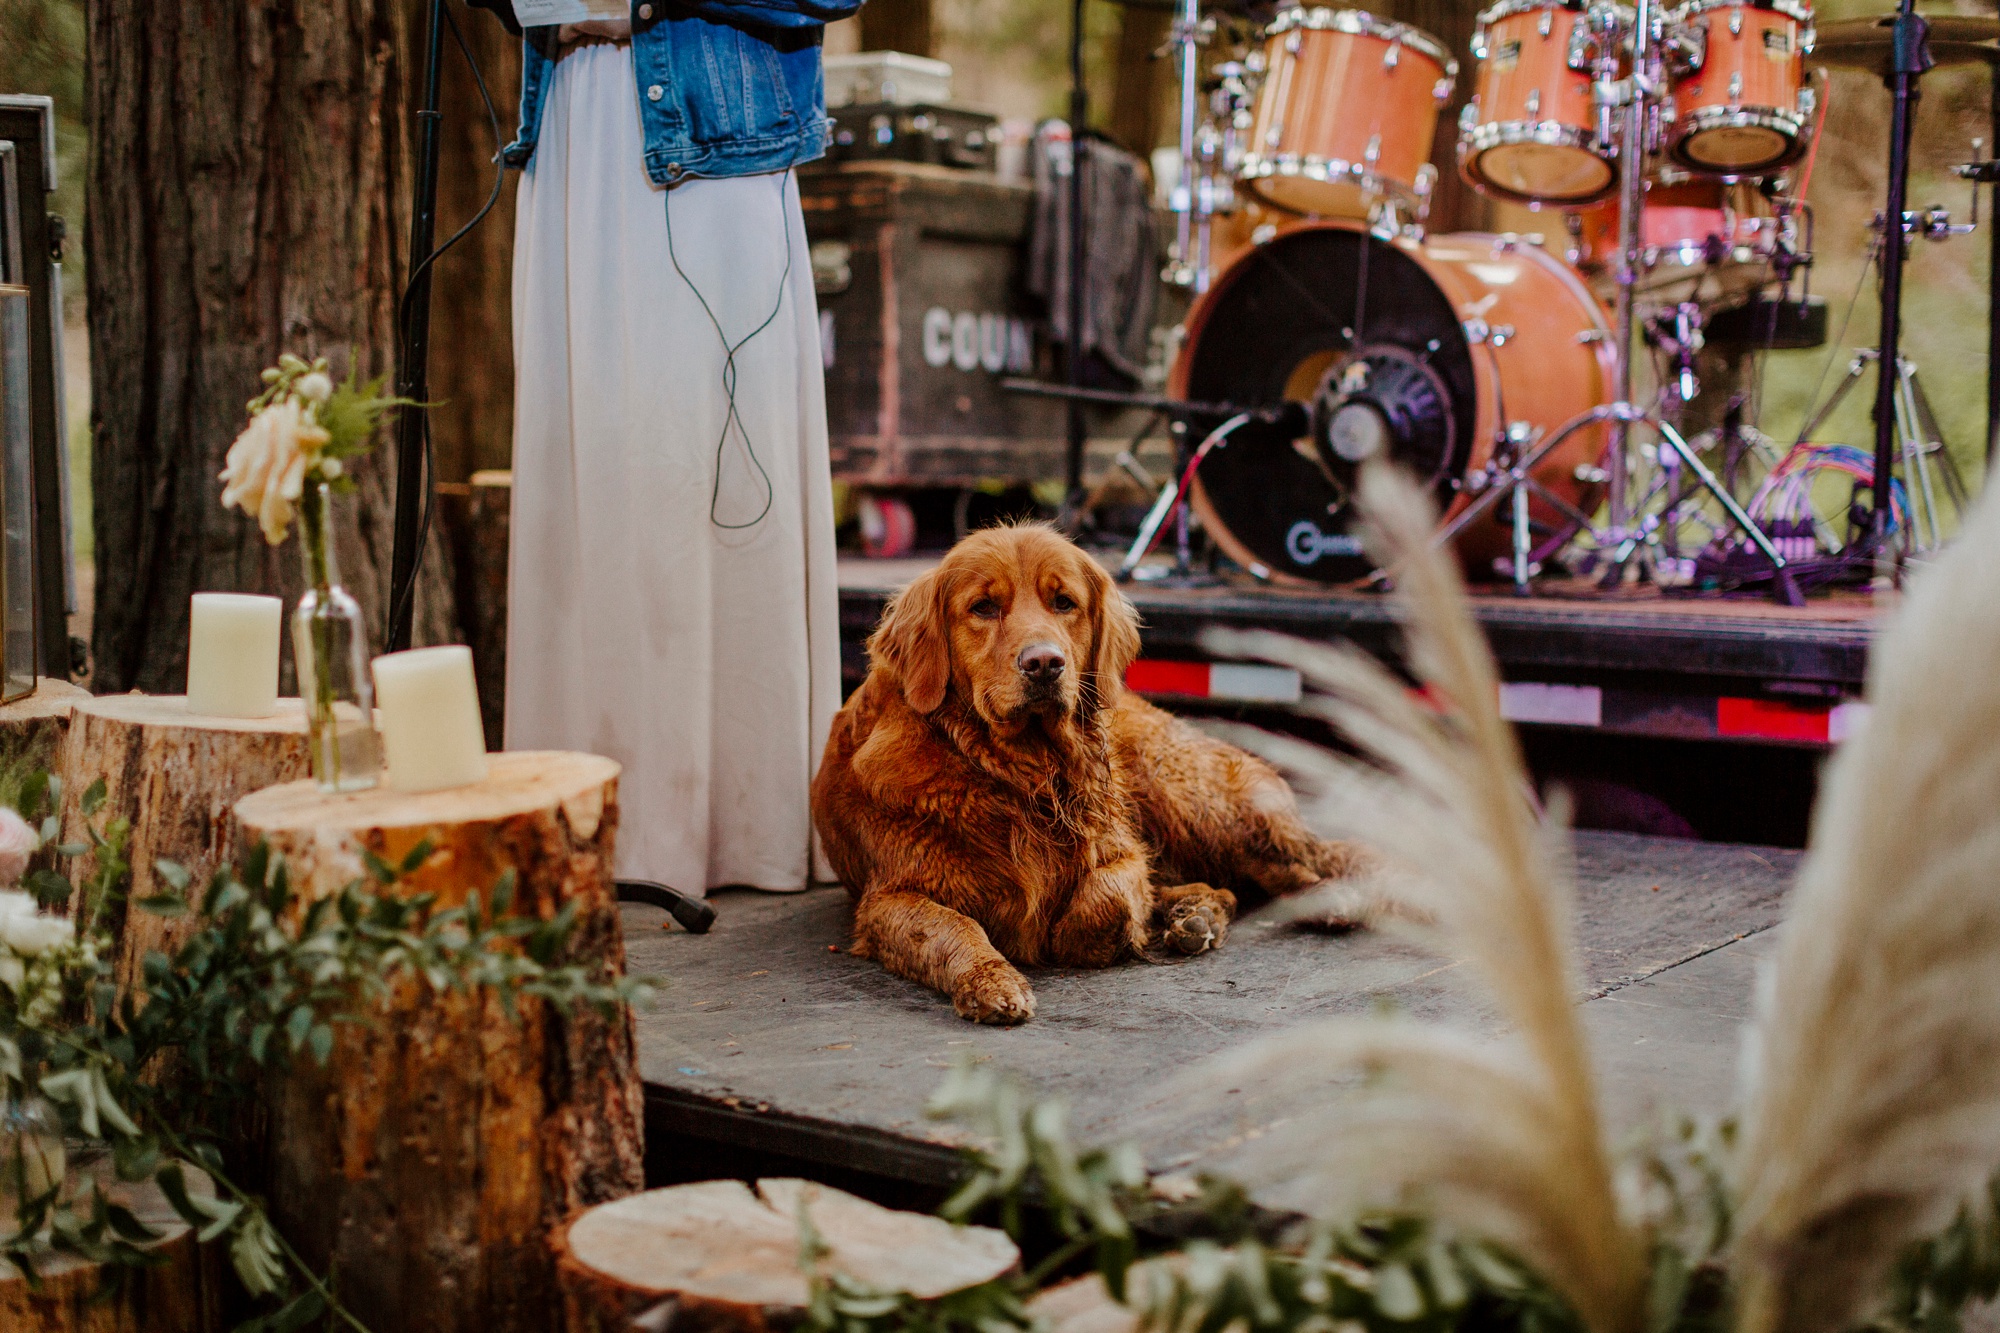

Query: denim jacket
[{"left": 501, "top": 0, "right": 860, "bottom": 184}]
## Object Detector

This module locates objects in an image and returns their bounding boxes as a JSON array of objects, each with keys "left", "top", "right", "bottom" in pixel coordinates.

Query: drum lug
[
  {"left": 1727, "top": 70, "right": 1743, "bottom": 106},
  {"left": 1463, "top": 316, "right": 1492, "bottom": 345},
  {"left": 1576, "top": 328, "right": 1608, "bottom": 344},
  {"left": 1728, "top": 4, "right": 1743, "bottom": 37},
  {"left": 1538, "top": 7, "right": 1554, "bottom": 37},
  {"left": 1526, "top": 88, "right": 1542, "bottom": 118},
  {"left": 1459, "top": 100, "right": 1480, "bottom": 133},
  {"left": 1383, "top": 41, "right": 1401, "bottom": 70}
]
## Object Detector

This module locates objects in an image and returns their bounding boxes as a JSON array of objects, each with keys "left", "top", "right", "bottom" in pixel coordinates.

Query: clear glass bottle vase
[{"left": 293, "top": 482, "right": 381, "bottom": 792}]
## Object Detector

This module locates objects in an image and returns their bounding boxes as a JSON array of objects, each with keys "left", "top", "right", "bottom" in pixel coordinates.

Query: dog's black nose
[{"left": 1017, "top": 642, "right": 1066, "bottom": 681}]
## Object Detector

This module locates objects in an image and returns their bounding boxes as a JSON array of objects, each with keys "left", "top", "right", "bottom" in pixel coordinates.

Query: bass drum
[{"left": 1178, "top": 224, "right": 1614, "bottom": 584}]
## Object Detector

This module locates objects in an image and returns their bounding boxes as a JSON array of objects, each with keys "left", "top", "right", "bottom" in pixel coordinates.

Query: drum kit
[{"left": 1082, "top": 0, "right": 2000, "bottom": 598}]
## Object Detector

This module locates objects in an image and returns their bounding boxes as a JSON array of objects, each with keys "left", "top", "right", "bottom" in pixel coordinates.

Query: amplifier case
[{"left": 801, "top": 163, "right": 1070, "bottom": 488}]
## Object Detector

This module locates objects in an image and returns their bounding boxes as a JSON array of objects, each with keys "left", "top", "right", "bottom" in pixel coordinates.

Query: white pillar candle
[
  {"left": 186, "top": 593, "right": 283, "bottom": 718},
  {"left": 371, "top": 646, "right": 489, "bottom": 793}
]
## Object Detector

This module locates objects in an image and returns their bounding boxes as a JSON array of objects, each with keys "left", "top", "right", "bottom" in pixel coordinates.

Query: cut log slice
[
  {"left": 554, "top": 1178, "right": 1020, "bottom": 1333},
  {"left": 56, "top": 694, "right": 311, "bottom": 989},
  {"left": 235, "top": 750, "right": 643, "bottom": 1333},
  {"left": 1028, "top": 1273, "right": 1142, "bottom": 1333},
  {"left": 0, "top": 1160, "right": 224, "bottom": 1332}
]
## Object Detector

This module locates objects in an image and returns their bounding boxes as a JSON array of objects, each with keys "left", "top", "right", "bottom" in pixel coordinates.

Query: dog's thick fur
[{"left": 811, "top": 524, "right": 1376, "bottom": 1023}]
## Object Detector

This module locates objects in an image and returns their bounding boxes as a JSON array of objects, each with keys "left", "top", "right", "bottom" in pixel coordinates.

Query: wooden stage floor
[{"left": 626, "top": 832, "right": 1797, "bottom": 1196}]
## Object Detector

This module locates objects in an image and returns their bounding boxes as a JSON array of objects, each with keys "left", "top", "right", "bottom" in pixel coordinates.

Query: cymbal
[{"left": 1808, "top": 15, "right": 2000, "bottom": 78}]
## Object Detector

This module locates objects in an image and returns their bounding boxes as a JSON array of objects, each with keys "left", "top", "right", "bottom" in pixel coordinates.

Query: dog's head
[{"left": 868, "top": 524, "right": 1141, "bottom": 729}]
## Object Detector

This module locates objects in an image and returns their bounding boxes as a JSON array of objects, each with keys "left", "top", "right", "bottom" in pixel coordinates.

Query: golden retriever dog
[{"left": 811, "top": 524, "right": 1377, "bottom": 1023}]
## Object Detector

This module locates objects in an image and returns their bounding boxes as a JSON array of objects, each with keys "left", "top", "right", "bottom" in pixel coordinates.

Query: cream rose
[
  {"left": 0, "top": 891, "right": 68, "bottom": 956},
  {"left": 0, "top": 807, "right": 39, "bottom": 887},
  {"left": 219, "top": 398, "right": 331, "bottom": 545}
]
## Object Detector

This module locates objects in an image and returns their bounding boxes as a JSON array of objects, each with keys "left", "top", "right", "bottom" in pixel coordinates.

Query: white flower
[
  {"left": 0, "top": 953, "right": 19, "bottom": 994},
  {"left": 297, "top": 371, "right": 334, "bottom": 403},
  {"left": 0, "top": 912, "right": 69, "bottom": 957},
  {"left": 0, "top": 890, "right": 70, "bottom": 957},
  {"left": 218, "top": 398, "right": 330, "bottom": 545},
  {"left": 0, "top": 807, "right": 39, "bottom": 887}
]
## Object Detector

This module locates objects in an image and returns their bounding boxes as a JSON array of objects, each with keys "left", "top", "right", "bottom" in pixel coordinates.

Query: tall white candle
[
  {"left": 371, "top": 646, "right": 489, "bottom": 793},
  {"left": 186, "top": 593, "right": 283, "bottom": 718}
]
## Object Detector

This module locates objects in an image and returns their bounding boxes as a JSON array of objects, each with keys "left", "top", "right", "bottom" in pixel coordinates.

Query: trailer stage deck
[{"left": 627, "top": 831, "right": 1796, "bottom": 1201}]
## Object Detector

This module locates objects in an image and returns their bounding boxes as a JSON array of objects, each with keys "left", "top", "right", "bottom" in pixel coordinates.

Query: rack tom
[
  {"left": 1460, "top": 0, "right": 1626, "bottom": 204},
  {"left": 1239, "top": 7, "right": 1458, "bottom": 218},
  {"left": 1667, "top": 0, "right": 1814, "bottom": 174}
]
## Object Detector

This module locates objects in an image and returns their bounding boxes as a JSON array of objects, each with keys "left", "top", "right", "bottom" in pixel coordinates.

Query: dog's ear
[
  {"left": 868, "top": 566, "right": 953, "bottom": 713},
  {"left": 1080, "top": 556, "right": 1140, "bottom": 713}
]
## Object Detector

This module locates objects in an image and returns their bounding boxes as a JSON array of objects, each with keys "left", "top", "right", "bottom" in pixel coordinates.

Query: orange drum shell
[
  {"left": 1176, "top": 225, "right": 1614, "bottom": 581},
  {"left": 1462, "top": 5, "right": 1611, "bottom": 202},
  {"left": 1243, "top": 24, "right": 1449, "bottom": 216},
  {"left": 1471, "top": 7, "right": 1598, "bottom": 132},
  {"left": 1671, "top": 5, "right": 1806, "bottom": 170},
  {"left": 1564, "top": 178, "right": 1777, "bottom": 294}
]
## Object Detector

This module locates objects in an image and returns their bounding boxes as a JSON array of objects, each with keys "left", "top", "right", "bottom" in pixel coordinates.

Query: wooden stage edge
[{"left": 629, "top": 831, "right": 1798, "bottom": 1201}]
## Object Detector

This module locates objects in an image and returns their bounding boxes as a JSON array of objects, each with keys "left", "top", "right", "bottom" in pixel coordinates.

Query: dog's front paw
[{"left": 953, "top": 960, "right": 1037, "bottom": 1024}]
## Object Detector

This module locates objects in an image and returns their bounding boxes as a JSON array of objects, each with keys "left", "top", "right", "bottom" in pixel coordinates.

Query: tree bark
[
  {"left": 55, "top": 695, "right": 311, "bottom": 990},
  {"left": 1107, "top": 7, "right": 1172, "bottom": 159},
  {"left": 84, "top": 0, "right": 456, "bottom": 697},
  {"left": 859, "top": 0, "right": 936, "bottom": 58},
  {"left": 0, "top": 680, "right": 89, "bottom": 794},
  {"left": 417, "top": 0, "right": 521, "bottom": 487},
  {"left": 234, "top": 750, "right": 644, "bottom": 1333},
  {"left": 553, "top": 1179, "right": 1020, "bottom": 1333},
  {"left": 0, "top": 1161, "right": 225, "bottom": 1333}
]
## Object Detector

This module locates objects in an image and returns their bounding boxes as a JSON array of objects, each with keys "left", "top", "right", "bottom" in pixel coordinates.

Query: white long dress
[{"left": 507, "top": 39, "right": 840, "bottom": 894}]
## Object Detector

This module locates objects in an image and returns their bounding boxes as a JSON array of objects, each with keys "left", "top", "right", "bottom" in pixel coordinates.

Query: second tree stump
[
  {"left": 56, "top": 694, "right": 311, "bottom": 988},
  {"left": 233, "top": 750, "right": 643, "bottom": 1333}
]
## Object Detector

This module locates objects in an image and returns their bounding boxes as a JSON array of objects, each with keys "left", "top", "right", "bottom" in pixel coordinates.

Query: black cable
[
  {"left": 389, "top": 0, "right": 507, "bottom": 641},
  {"left": 663, "top": 160, "right": 803, "bottom": 531}
]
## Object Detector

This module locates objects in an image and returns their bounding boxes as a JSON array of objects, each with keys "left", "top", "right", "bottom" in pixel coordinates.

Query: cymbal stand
[
  {"left": 1794, "top": 346, "right": 1969, "bottom": 554},
  {"left": 1164, "top": 0, "right": 1215, "bottom": 291},
  {"left": 1538, "top": 0, "right": 1801, "bottom": 603}
]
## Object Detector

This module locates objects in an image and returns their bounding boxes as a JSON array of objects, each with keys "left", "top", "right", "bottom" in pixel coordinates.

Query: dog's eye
[
  {"left": 969, "top": 598, "right": 1002, "bottom": 620},
  {"left": 1050, "top": 592, "right": 1078, "bottom": 613}
]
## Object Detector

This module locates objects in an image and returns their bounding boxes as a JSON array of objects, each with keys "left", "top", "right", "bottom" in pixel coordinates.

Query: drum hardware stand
[
  {"left": 1545, "top": 0, "right": 1802, "bottom": 604},
  {"left": 1432, "top": 420, "right": 1601, "bottom": 594},
  {"left": 1956, "top": 135, "right": 2000, "bottom": 464},
  {"left": 1163, "top": 0, "right": 1220, "bottom": 291},
  {"left": 1794, "top": 348, "right": 1968, "bottom": 554}
]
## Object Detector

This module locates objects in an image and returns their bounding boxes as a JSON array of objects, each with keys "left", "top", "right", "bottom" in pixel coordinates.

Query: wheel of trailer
[{"left": 856, "top": 492, "right": 917, "bottom": 558}]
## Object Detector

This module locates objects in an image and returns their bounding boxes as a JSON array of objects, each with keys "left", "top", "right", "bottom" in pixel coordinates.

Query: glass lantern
[{"left": 0, "top": 286, "right": 35, "bottom": 704}]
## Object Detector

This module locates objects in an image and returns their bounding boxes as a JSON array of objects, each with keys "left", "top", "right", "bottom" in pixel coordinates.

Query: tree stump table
[
  {"left": 233, "top": 750, "right": 643, "bottom": 1333},
  {"left": 553, "top": 1178, "right": 1020, "bottom": 1333},
  {"left": 0, "top": 1160, "right": 224, "bottom": 1332},
  {"left": 56, "top": 695, "right": 311, "bottom": 989},
  {"left": 0, "top": 680, "right": 89, "bottom": 795}
]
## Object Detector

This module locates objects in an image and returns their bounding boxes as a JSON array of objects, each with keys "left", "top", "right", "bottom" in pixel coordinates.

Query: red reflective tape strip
[
  {"left": 1716, "top": 696, "right": 1832, "bottom": 742},
  {"left": 1125, "top": 660, "right": 1212, "bottom": 697}
]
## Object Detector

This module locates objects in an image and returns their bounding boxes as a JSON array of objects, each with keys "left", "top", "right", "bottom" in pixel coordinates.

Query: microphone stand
[
  {"left": 1863, "top": 0, "right": 1929, "bottom": 578},
  {"left": 389, "top": 0, "right": 448, "bottom": 653}
]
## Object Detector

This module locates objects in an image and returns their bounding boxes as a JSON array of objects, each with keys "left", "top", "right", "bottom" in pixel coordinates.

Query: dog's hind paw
[
  {"left": 953, "top": 960, "right": 1037, "bottom": 1024},
  {"left": 1155, "top": 883, "right": 1235, "bottom": 956}
]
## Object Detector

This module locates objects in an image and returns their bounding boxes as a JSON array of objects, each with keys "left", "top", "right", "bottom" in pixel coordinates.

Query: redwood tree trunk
[
  {"left": 85, "top": 0, "right": 456, "bottom": 695},
  {"left": 420, "top": 1, "right": 520, "bottom": 487}
]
